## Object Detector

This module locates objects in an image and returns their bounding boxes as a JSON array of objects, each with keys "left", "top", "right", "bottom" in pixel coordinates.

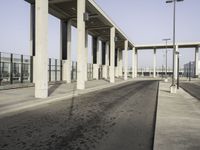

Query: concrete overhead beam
[
  {"left": 86, "top": 26, "right": 110, "bottom": 30},
  {"left": 49, "top": 0, "right": 73, "bottom": 4},
  {"left": 136, "top": 42, "right": 200, "bottom": 50}
]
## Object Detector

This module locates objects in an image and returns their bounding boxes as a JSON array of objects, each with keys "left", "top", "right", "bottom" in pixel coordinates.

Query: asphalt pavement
[
  {"left": 180, "top": 82, "right": 200, "bottom": 100},
  {"left": 0, "top": 80, "right": 159, "bottom": 150}
]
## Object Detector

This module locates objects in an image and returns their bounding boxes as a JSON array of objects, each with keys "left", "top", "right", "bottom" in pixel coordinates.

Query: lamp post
[
  {"left": 176, "top": 51, "right": 180, "bottom": 89},
  {"left": 162, "top": 38, "right": 171, "bottom": 82},
  {"left": 166, "top": 0, "right": 184, "bottom": 93}
]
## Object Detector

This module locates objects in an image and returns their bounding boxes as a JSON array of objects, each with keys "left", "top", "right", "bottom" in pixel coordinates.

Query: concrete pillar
[
  {"left": 92, "top": 37, "right": 97, "bottom": 64},
  {"left": 135, "top": 49, "right": 138, "bottom": 77},
  {"left": 97, "top": 37, "right": 101, "bottom": 65},
  {"left": 195, "top": 46, "right": 199, "bottom": 77},
  {"left": 153, "top": 48, "right": 156, "bottom": 78},
  {"left": 124, "top": 40, "right": 128, "bottom": 80},
  {"left": 35, "top": 0, "right": 48, "bottom": 98},
  {"left": 30, "top": 4, "right": 36, "bottom": 83},
  {"left": 132, "top": 47, "right": 135, "bottom": 78},
  {"left": 93, "top": 37, "right": 100, "bottom": 80},
  {"left": 85, "top": 30, "right": 88, "bottom": 81},
  {"left": 118, "top": 49, "right": 123, "bottom": 77},
  {"left": 102, "top": 41, "right": 109, "bottom": 79},
  {"left": 115, "top": 48, "right": 120, "bottom": 77},
  {"left": 109, "top": 27, "right": 115, "bottom": 83},
  {"left": 77, "top": 0, "right": 86, "bottom": 89},
  {"left": 174, "top": 45, "right": 178, "bottom": 80},
  {"left": 61, "top": 20, "right": 71, "bottom": 83}
]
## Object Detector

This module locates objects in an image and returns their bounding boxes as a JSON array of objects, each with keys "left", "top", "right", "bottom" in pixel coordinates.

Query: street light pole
[
  {"left": 166, "top": 0, "right": 184, "bottom": 93},
  {"left": 177, "top": 52, "right": 180, "bottom": 89},
  {"left": 162, "top": 38, "right": 171, "bottom": 82}
]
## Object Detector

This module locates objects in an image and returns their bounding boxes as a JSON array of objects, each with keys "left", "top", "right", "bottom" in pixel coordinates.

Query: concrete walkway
[
  {"left": 154, "top": 81, "right": 200, "bottom": 150},
  {"left": 0, "top": 78, "right": 131, "bottom": 118}
]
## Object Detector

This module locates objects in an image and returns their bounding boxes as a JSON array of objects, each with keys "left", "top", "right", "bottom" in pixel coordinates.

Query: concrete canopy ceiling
[{"left": 25, "top": 0, "right": 134, "bottom": 50}]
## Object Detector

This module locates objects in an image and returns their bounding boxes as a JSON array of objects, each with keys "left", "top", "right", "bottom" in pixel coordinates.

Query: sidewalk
[
  {"left": 154, "top": 82, "right": 200, "bottom": 150},
  {"left": 0, "top": 78, "right": 132, "bottom": 118}
]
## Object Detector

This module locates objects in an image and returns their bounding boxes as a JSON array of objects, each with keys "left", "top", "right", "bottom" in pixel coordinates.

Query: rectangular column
[
  {"left": 102, "top": 42, "right": 107, "bottom": 79},
  {"left": 104, "top": 41, "right": 109, "bottom": 79},
  {"left": 132, "top": 47, "right": 135, "bottom": 78},
  {"left": 35, "top": 0, "right": 48, "bottom": 98},
  {"left": 97, "top": 37, "right": 101, "bottom": 65},
  {"left": 124, "top": 40, "right": 128, "bottom": 80},
  {"left": 85, "top": 30, "right": 88, "bottom": 81},
  {"left": 135, "top": 49, "right": 138, "bottom": 77},
  {"left": 92, "top": 37, "right": 97, "bottom": 64},
  {"left": 115, "top": 48, "right": 119, "bottom": 77},
  {"left": 195, "top": 46, "right": 199, "bottom": 78},
  {"left": 153, "top": 48, "right": 156, "bottom": 78},
  {"left": 60, "top": 19, "right": 72, "bottom": 83},
  {"left": 93, "top": 37, "right": 100, "bottom": 80},
  {"left": 118, "top": 49, "right": 123, "bottom": 77},
  {"left": 109, "top": 27, "right": 115, "bottom": 83},
  {"left": 77, "top": 0, "right": 86, "bottom": 89},
  {"left": 174, "top": 45, "right": 178, "bottom": 80},
  {"left": 30, "top": 4, "right": 36, "bottom": 83}
]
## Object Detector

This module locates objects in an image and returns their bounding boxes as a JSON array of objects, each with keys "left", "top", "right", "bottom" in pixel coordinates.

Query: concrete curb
[{"left": 0, "top": 79, "right": 135, "bottom": 118}]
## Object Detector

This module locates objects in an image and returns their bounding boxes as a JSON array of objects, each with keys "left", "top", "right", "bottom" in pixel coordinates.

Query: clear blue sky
[{"left": 0, "top": 0, "right": 199, "bottom": 69}]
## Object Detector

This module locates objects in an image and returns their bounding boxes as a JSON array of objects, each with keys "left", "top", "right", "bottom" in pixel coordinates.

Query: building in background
[{"left": 183, "top": 61, "right": 200, "bottom": 78}]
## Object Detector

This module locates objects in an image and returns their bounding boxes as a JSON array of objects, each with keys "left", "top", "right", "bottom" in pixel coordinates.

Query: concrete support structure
[
  {"left": 195, "top": 46, "right": 199, "bottom": 77},
  {"left": 61, "top": 20, "right": 72, "bottom": 83},
  {"left": 118, "top": 49, "right": 123, "bottom": 77},
  {"left": 102, "top": 41, "right": 109, "bottom": 79},
  {"left": 30, "top": 4, "right": 36, "bottom": 83},
  {"left": 115, "top": 48, "right": 120, "bottom": 77},
  {"left": 35, "top": 0, "right": 48, "bottom": 98},
  {"left": 170, "top": 45, "right": 178, "bottom": 93},
  {"left": 109, "top": 27, "right": 115, "bottom": 83},
  {"left": 135, "top": 49, "right": 138, "bottom": 77},
  {"left": 77, "top": 0, "right": 86, "bottom": 89},
  {"left": 153, "top": 48, "right": 156, "bottom": 78},
  {"left": 174, "top": 45, "right": 179, "bottom": 80},
  {"left": 132, "top": 47, "right": 135, "bottom": 78},
  {"left": 124, "top": 40, "right": 128, "bottom": 80},
  {"left": 85, "top": 30, "right": 88, "bottom": 81},
  {"left": 97, "top": 37, "right": 101, "bottom": 65},
  {"left": 93, "top": 37, "right": 100, "bottom": 80}
]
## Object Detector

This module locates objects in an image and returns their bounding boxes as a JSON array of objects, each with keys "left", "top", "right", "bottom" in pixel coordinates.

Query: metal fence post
[
  {"left": 10, "top": 53, "right": 13, "bottom": 84},
  {"left": 55, "top": 59, "right": 57, "bottom": 81},
  {"left": 21, "top": 55, "right": 24, "bottom": 83},
  {"left": 60, "top": 60, "right": 63, "bottom": 81},
  {"left": 49, "top": 58, "right": 51, "bottom": 82}
]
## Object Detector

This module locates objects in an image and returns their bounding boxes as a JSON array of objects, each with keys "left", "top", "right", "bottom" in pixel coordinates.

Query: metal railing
[
  {"left": 48, "top": 58, "right": 62, "bottom": 82},
  {"left": 87, "top": 63, "right": 93, "bottom": 81},
  {"left": 0, "top": 52, "right": 32, "bottom": 86},
  {"left": 0, "top": 52, "right": 97, "bottom": 86}
]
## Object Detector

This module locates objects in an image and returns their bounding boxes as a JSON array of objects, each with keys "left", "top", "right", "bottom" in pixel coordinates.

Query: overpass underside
[{"left": 1, "top": 0, "right": 199, "bottom": 98}]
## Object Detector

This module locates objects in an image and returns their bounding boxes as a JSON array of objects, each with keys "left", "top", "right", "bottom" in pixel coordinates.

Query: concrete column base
[
  {"left": 170, "top": 85, "right": 177, "bottom": 94},
  {"left": 109, "top": 66, "right": 115, "bottom": 83},
  {"left": 33, "top": 56, "right": 36, "bottom": 83},
  {"left": 93, "top": 64, "right": 99, "bottom": 80},
  {"left": 102, "top": 65, "right": 108, "bottom": 79},
  {"left": 35, "top": 89, "right": 48, "bottom": 98},
  {"left": 164, "top": 78, "right": 168, "bottom": 82},
  {"left": 115, "top": 67, "right": 119, "bottom": 77},
  {"left": 62, "top": 60, "right": 71, "bottom": 83}
]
